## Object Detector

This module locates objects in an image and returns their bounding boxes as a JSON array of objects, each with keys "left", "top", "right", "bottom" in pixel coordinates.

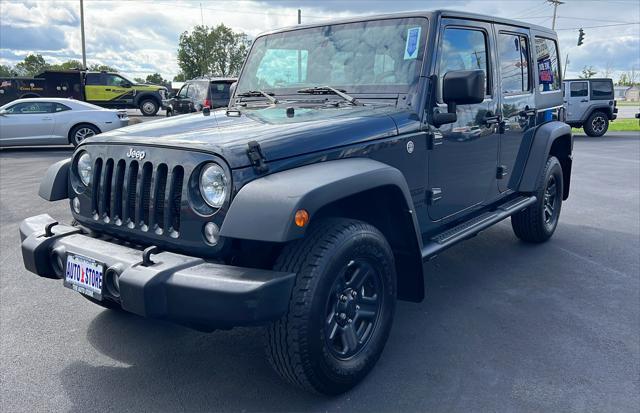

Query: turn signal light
[{"left": 295, "top": 209, "right": 309, "bottom": 227}]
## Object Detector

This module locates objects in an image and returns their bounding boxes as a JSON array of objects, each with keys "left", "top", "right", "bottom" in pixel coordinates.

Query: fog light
[
  {"left": 105, "top": 267, "right": 121, "bottom": 298},
  {"left": 204, "top": 222, "right": 220, "bottom": 245},
  {"left": 50, "top": 247, "right": 66, "bottom": 277},
  {"left": 72, "top": 197, "right": 80, "bottom": 214}
]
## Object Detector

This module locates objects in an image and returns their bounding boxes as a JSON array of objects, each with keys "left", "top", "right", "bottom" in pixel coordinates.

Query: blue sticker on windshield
[{"left": 404, "top": 27, "right": 421, "bottom": 60}]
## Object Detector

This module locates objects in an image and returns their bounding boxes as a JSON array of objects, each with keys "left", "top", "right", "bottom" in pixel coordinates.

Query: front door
[
  {"left": 428, "top": 20, "right": 500, "bottom": 221},
  {"left": 0, "top": 101, "right": 55, "bottom": 145},
  {"left": 495, "top": 25, "right": 536, "bottom": 192},
  {"left": 564, "top": 80, "right": 589, "bottom": 123}
]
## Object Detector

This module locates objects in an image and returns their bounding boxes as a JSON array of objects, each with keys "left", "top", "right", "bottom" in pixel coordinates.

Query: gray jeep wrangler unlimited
[
  {"left": 563, "top": 78, "right": 617, "bottom": 136},
  {"left": 20, "top": 10, "right": 572, "bottom": 394}
]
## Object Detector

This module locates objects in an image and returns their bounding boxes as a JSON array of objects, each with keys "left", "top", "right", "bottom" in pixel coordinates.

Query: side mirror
[{"left": 433, "top": 70, "right": 485, "bottom": 127}]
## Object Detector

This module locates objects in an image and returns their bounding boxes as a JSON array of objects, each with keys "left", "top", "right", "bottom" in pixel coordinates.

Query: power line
[{"left": 555, "top": 22, "right": 640, "bottom": 30}]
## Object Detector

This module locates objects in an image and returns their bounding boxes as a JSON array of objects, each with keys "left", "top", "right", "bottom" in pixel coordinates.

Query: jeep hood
[{"left": 85, "top": 105, "right": 404, "bottom": 169}]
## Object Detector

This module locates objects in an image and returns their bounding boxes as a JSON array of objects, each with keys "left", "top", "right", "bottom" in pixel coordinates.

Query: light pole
[{"left": 80, "top": 0, "right": 86, "bottom": 69}]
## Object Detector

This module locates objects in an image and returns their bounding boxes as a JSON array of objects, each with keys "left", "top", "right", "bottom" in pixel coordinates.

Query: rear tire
[
  {"left": 69, "top": 124, "right": 100, "bottom": 147},
  {"left": 584, "top": 111, "right": 609, "bottom": 137},
  {"left": 139, "top": 98, "right": 159, "bottom": 116},
  {"left": 266, "top": 218, "right": 396, "bottom": 395},
  {"left": 511, "top": 156, "right": 563, "bottom": 243}
]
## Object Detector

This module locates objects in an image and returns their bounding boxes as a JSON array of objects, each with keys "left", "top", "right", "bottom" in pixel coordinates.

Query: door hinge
[
  {"left": 427, "top": 131, "right": 444, "bottom": 150},
  {"left": 246, "top": 140, "right": 268, "bottom": 173},
  {"left": 497, "top": 165, "right": 508, "bottom": 179},
  {"left": 427, "top": 188, "right": 443, "bottom": 205}
]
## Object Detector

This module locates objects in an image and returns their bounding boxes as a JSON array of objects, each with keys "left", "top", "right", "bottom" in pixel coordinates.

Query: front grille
[{"left": 91, "top": 157, "right": 184, "bottom": 238}]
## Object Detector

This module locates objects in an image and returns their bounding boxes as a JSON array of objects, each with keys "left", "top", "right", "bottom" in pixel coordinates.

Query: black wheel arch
[
  {"left": 513, "top": 121, "right": 573, "bottom": 200},
  {"left": 134, "top": 93, "right": 161, "bottom": 107},
  {"left": 220, "top": 158, "right": 425, "bottom": 302}
]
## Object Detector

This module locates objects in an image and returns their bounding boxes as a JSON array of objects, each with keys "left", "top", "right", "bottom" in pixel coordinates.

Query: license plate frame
[{"left": 63, "top": 253, "right": 105, "bottom": 301}]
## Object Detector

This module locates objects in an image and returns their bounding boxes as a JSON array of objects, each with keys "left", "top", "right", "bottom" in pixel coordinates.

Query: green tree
[
  {"left": 14, "top": 54, "right": 49, "bottom": 76},
  {"left": 0, "top": 64, "right": 15, "bottom": 77},
  {"left": 133, "top": 77, "right": 146, "bottom": 83},
  {"left": 173, "top": 72, "right": 187, "bottom": 82},
  {"left": 579, "top": 65, "right": 597, "bottom": 79},
  {"left": 88, "top": 63, "right": 118, "bottom": 72},
  {"left": 177, "top": 24, "right": 250, "bottom": 79},
  {"left": 48, "top": 60, "right": 84, "bottom": 71},
  {"left": 145, "top": 73, "right": 165, "bottom": 85}
]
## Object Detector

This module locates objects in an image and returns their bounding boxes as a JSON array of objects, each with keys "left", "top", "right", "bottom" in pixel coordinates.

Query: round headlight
[
  {"left": 77, "top": 152, "right": 92, "bottom": 186},
  {"left": 199, "top": 163, "right": 228, "bottom": 208}
]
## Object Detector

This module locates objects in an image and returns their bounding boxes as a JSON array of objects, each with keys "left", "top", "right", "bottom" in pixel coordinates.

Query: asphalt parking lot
[{"left": 1, "top": 132, "right": 638, "bottom": 412}]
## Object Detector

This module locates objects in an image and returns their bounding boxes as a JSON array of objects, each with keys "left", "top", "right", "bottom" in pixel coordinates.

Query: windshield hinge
[{"left": 247, "top": 141, "right": 269, "bottom": 174}]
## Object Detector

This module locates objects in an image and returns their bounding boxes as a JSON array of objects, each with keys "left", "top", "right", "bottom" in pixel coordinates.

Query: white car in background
[{"left": 0, "top": 98, "right": 129, "bottom": 147}]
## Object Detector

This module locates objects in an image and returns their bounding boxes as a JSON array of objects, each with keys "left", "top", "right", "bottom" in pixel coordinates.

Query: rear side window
[
  {"left": 439, "top": 27, "right": 490, "bottom": 96},
  {"left": 498, "top": 33, "right": 530, "bottom": 94},
  {"left": 570, "top": 82, "right": 588, "bottom": 97},
  {"left": 5, "top": 102, "right": 54, "bottom": 113},
  {"left": 534, "top": 37, "right": 560, "bottom": 92},
  {"left": 590, "top": 80, "right": 613, "bottom": 100},
  {"left": 54, "top": 103, "right": 72, "bottom": 112},
  {"left": 85, "top": 73, "right": 103, "bottom": 85}
]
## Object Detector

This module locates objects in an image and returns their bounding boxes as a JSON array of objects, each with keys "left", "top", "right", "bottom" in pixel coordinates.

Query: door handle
[
  {"left": 580, "top": 99, "right": 588, "bottom": 102},
  {"left": 41, "top": 117, "right": 52, "bottom": 120},
  {"left": 105, "top": 88, "right": 112, "bottom": 91}
]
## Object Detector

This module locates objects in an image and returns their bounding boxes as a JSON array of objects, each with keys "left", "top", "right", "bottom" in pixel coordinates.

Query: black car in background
[{"left": 163, "top": 77, "right": 236, "bottom": 116}]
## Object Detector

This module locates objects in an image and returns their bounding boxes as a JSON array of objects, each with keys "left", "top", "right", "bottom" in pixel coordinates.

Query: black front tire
[
  {"left": 139, "top": 98, "right": 159, "bottom": 116},
  {"left": 266, "top": 218, "right": 396, "bottom": 395},
  {"left": 511, "top": 156, "right": 563, "bottom": 243},
  {"left": 584, "top": 111, "right": 609, "bottom": 137}
]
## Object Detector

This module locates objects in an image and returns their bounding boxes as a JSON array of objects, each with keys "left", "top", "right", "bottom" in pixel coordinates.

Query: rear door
[
  {"left": 428, "top": 19, "right": 500, "bottom": 221},
  {"left": 494, "top": 25, "right": 536, "bottom": 192},
  {"left": 564, "top": 80, "right": 589, "bottom": 123}
]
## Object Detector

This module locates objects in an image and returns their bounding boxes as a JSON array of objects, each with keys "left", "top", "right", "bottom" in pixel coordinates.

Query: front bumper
[{"left": 20, "top": 214, "right": 295, "bottom": 329}]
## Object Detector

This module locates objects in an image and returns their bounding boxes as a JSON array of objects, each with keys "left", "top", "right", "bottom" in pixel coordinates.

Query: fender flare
[
  {"left": 39, "top": 158, "right": 70, "bottom": 201},
  {"left": 580, "top": 104, "right": 614, "bottom": 122},
  {"left": 516, "top": 121, "right": 572, "bottom": 193},
  {"left": 220, "top": 158, "right": 423, "bottom": 246}
]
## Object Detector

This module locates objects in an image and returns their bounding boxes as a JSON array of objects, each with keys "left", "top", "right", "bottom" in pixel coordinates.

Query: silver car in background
[{"left": 0, "top": 98, "right": 129, "bottom": 147}]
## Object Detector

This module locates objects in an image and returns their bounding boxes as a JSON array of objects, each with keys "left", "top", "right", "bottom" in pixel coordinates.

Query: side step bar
[{"left": 421, "top": 195, "right": 536, "bottom": 260}]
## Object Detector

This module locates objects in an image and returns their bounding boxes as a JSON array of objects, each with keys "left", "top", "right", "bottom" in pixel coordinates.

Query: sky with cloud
[{"left": 0, "top": 0, "right": 638, "bottom": 81}]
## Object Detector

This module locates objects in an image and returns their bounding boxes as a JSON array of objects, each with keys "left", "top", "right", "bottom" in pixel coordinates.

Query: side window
[
  {"left": 186, "top": 83, "right": 200, "bottom": 99},
  {"left": 439, "top": 27, "right": 490, "bottom": 97},
  {"left": 498, "top": 33, "right": 530, "bottom": 94},
  {"left": 534, "top": 37, "right": 561, "bottom": 92},
  {"left": 590, "top": 80, "right": 613, "bottom": 100},
  {"left": 5, "top": 102, "right": 54, "bottom": 114},
  {"left": 177, "top": 84, "right": 189, "bottom": 98},
  {"left": 103, "top": 75, "right": 127, "bottom": 87},
  {"left": 85, "top": 73, "right": 103, "bottom": 85},
  {"left": 570, "top": 82, "right": 588, "bottom": 97},
  {"left": 54, "top": 103, "right": 72, "bottom": 112}
]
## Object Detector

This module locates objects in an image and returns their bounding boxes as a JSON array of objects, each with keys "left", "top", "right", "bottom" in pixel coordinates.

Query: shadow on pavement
[{"left": 59, "top": 222, "right": 639, "bottom": 412}]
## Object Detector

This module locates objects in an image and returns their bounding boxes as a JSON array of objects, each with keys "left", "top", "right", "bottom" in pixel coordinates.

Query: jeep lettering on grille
[{"left": 126, "top": 148, "right": 146, "bottom": 160}]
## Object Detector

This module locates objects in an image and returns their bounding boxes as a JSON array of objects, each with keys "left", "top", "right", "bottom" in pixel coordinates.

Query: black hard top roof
[{"left": 259, "top": 9, "right": 556, "bottom": 37}]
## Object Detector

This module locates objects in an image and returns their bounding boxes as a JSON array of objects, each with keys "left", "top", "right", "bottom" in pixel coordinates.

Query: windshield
[{"left": 236, "top": 17, "right": 428, "bottom": 96}]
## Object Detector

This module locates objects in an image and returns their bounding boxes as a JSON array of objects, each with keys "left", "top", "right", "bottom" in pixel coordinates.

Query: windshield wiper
[
  {"left": 237, "top": 90, "right": 278, "bottom": 104},
  {"left": 297, "top": 86, "right": 363, "bottom": 106}
]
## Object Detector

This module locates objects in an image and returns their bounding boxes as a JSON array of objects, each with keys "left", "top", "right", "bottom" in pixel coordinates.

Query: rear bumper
[{"left": 20, "top": 214, "right": 295, "bottom": 329}]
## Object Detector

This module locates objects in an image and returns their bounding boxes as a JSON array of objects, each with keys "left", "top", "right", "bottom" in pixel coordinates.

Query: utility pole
[
  {"left": 563, "top": 53, "right": 569, "bottom": 79},
  {"left": 80, "top": 0, "right": 86, "bottom": 69},
  {"left": 297, "top": 9, "right": 302, "bottom": 82},
  {"left": 547, "top": 0, "right": 564, "bottom": 30},
  {"left": 200, "top": 3, "right": 204, "bottom": 26}
]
